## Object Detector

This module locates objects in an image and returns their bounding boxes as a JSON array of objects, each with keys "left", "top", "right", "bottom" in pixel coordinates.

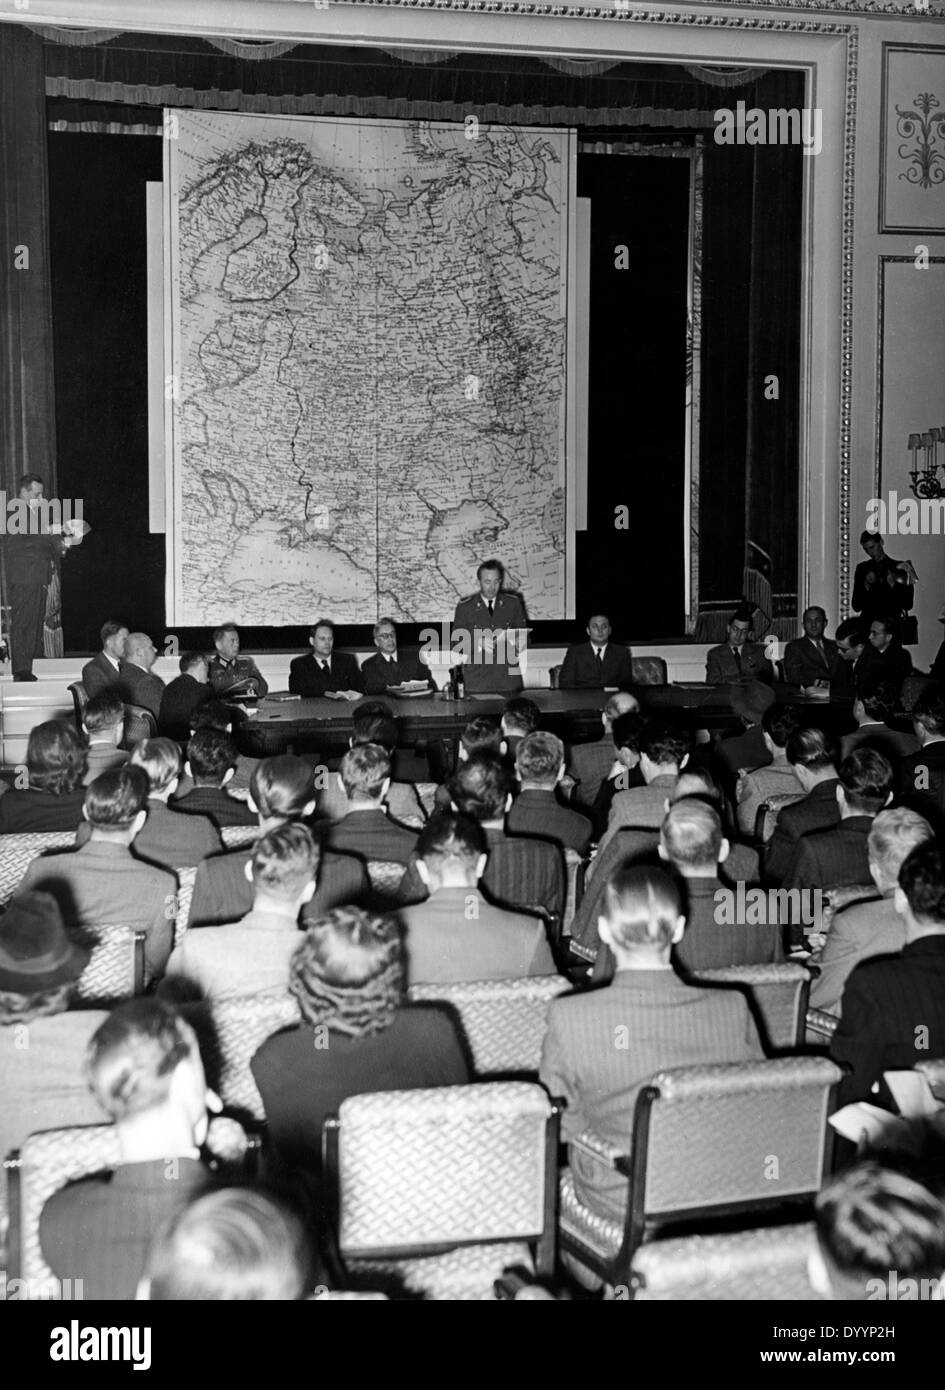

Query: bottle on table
[{"left": 455, "top": 665, "right": 466, "bottom": 700}]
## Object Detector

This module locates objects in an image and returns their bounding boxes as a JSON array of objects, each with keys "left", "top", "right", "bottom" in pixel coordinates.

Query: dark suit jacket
[
  {"left": 159, "top": 673, "right": 209, "bottom": 740},
  {"left": 361, "top": 649, "right": 437, "bottom": 695},
  {"left": 41, "top": 1158, "right": 210, "bottom": 1302},
  {"left": 856, "top": 641, "right": 912, "bottom": 697},
  {"left": 117, "top": 660, "right": 165, "bottom": 720},
  {"left": 840, "top": 722, "right": 920, "bottom": 765},
  {"left": 325, "top": 807, "right": 417, "bottom": 866},
  {"left": 782, "top": 636, "right": 841, "bottom": 687},
  {"left": 715, "top": 726, "right": 771, "bottom": 780},
  {"left": 931, "top": 641, "right": 945, "bottom": 683},
  {"left": 897, "top": 739, "right": 945, "bottom": 833},
  {"left": 705, "top": 643, "right": 773, "bottom": 686},
  {"left": 452, "top": 590, "right": 527, "bottom": 693},
  {"left": 483, "top": 824, "right": 565, "bottom": 921},
  {"left": 0, "top": 786, "right": 86, "bottom": 834},
  {"left": 83, "top": 745, "right": 129, "bottom": 786},
  {"left": 784, "top": 815, "right": 874, "bottom": 892},
  {"left": 852, "top": 555, "right": 914, "bottom": 626},
  {"left": 251, "top": 1006, "right": 470, "bottom": 1172},
  {"left": 81, "top": 651, "right": 122, "bottom": 699},
  {"left": 401, "top": 887, "right": 556, "bottom": 984},
  {"left": 540, "top": 970, "right": 764, "bottom": 1220},
  {"left": 559, "top": 642, "right": 633, "bottom": 691},
  {"left": 188, "top": 844, "right": 370, "bottom": 928},
  {"left": 76, "top": 797, "right": 223, "bottom": 871},
  {"left": 673, "top": 875, "right": 783, "bottom": 974},
  {"left": 831, "top": 935, "right": 945, "bottom": 1105},
  {"left": 765, "top": 778, "right": 840, "bottom": 884},
  {"left": 288, "top": 650, "right": 365, "bottom": 697},
  {"left": 507, "top": 788, "right": 593, "bottom": 856},
  {"left": 171, "top": 785, "right": 257, "bottom": 829}
]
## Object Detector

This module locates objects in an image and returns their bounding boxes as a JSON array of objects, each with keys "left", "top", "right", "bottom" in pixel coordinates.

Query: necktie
[
  {"left": 487, "top": 600, "right": 494, "bottom": 616},
  {"left": 596, "top": 647, "right": 603, "bottom": 666},
  {"left": 320, "top": 660, "right": 329, "bottom": 673},
  {"left": 733, "top": 647, "right": 742, "bottom": 672}
]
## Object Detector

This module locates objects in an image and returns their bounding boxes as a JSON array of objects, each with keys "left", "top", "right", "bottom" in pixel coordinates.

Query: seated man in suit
[
  {"left": 660, "top": 799, "right": 783, "bottom": 973},
  {"left": 832, "top": 618, "right": 869, "bottom": 693},
  {"left": 764, "top": 728, "right": 840, "bottom": 885},
  {"left": 856, "top": 618, "right": 912, "bottom": 698},
  {"left": 161, "top": 823, "right": 317, "bottom": 1003},
  {"left": 782, "top": 606, "right": 842, "bottom": 688},
  {"left": 810, "top": 807, "right": 933, "bottom": 1015},
  {"left": 81, "top": 688, "right": 129, "bottom": 786},
  {"left": 40, "top": 999, "right": 222, "bottom": 1301},
  {"left": 188, "top": 755, "right": 368, "bottom": 928},
  {"left": 735, "top": 704, "right": 803, "bottom": 836},
  {"left": 289, "top": 619, "right": 364, "bottom": 699},
  {"left": 401, "top": 812, "right": 557, "bottom": 984},
  {"left": 507, "top": 730, "right": 593, "bottom": 856},
  {"left": 159, "top": 651, "right": 210, "bottom": 741},
  {"left": 898, "top": 686, "right": 945, "bottom": 834},
  {"left": 326, "top": 743, "right": 418, "bottom": 867},
  {"left": 784, "top": 748, "right": 894, "bottom": 893},
  {"left": 831, "top": 839, "right": 945, "bottom": 1106},
  {"left": 75, "top": 737, "right": 223, "bottom": 872},
  {"left": 558, "top": 614, "right": 633, "bottom": 691},
  {"left": 172, "top": 728, "right": 257, "bottom": 829},
  {"left": 715, "top": 681, "right": 776, "bottom": 784},
  {"left": 540, "top": 864, "right": 764, "bottom": 1222},
  {"left": 594, "top": 724, "right": 690, "bottom": 861},
  {"left": 705, "top": 607, "right": 774, "bottom": 686},
  {"left": 840, "top": 684, "right": 920, "bottom": 766},
  {"left": 15, "top": 766, "right": 176, "bottom": 982},
  {"left": 314, "top": 701, "right": 424, "bottom": 827},
  {"left": 501, "top": 696, "right": 540, "bottom": 761},
  {"left": 207, "top": 623, "right": 269, "bottom": 699},
  {"left": 451, "top": 557, "right": 528, "bottom": 694},
  {"left": 360, "top": 617, "right": 436, "bottom": 695},
  {"left": 81, "top": 619, "right": 129, "bottom": 698},
  {"left": 586, "top": 712, "right": 646, "bottom": 839},
  {"left": 180, "top": 700, "right": 259, "bottom": 799},
  {"left": 431, "top": 714, "right": 509, "bottom": 813},
  {"left": 566, "top": 691, "right": 640, "bottom": 812},
  {"left": 118, "top": 631, "right": 165, "bottom": 721}
]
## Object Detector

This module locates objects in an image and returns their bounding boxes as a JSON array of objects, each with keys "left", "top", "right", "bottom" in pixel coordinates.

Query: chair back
[
  {"left": 0, "top": 833, "right": 77, "bottom": 907},
  {"left": 754, "top": 792, "right": 806, "bottom": 843},
  {"left": 122, "top": 703, "right": 156, "bottom": 746},
  {"left": 690, "top": 962, "right": 812, "bottom": 1051},
  {"left": 67, "top": 682, "right": 89, "bottom": 734},
  {"left": 72, "top": 923, "right": 145, "bottom": 1005},
  {"left": 569, "top": 828, "right": 660, "bottom": 963},
  {"left": 630, "top": 656, "right": 667, "bottom": 686},
  {"left": 563, "top": 848, "right": 586, "bottom": 933},
  {"left": 220, "top": 824, "right": 259, "bottom": 850},
  {"left": 630, "top": 1222, "right": 816, "bottom": 1301},
  {"left": 175, "top": 865, "right": 198, "bottom": 946},
  {"left": 627, "top": 1057, "right": 841, "bottom": 1253},
  {"left": 324, "top": 1082, "right": 558, "bottom": 1270},
  {"left": 407, "top": 976, "right": 570, "bottom": 1075},
  {"left": 196, "top": 991, "right": 299, "bottom": 1122}
]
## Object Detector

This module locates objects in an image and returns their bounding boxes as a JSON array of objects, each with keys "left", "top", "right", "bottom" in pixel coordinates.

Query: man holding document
[{"left": 451, "top": 559, "right": 529, "bottom": 694}]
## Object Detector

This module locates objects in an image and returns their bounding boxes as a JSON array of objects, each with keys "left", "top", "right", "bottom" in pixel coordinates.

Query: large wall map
[{"left": 164, "top": 110, "right": 574, "bottom": 625}]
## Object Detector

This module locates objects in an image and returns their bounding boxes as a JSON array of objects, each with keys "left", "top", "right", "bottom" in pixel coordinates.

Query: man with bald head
[
  {"left": 559, "top": 614, "right": 633, "bottom": 691},
  {"left": 566, "top": 689, "right": 640, "bottom": 811},
  {"left": 118, "top": 632, "right": 165, "bottom": 720}
]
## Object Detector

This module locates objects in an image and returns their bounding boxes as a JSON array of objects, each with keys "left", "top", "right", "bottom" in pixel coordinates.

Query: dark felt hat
[
  {"left": 0, "top": 891, "right": 90, "bottom": 993},
  {"left": 730, "top": 680, "right": 777, "bottom": 724}
]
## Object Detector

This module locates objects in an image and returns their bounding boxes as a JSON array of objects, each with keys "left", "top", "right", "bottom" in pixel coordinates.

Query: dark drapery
[{"left": 0, "top": 26, "right": 58, "bottom": 497}]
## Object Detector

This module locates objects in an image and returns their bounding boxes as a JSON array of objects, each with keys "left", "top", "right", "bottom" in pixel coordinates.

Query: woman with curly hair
[
  {"left": 250, "top": 906, "right": 469, "bottom": 1173},
  {"left": 0, "top": 719, "right": 88, "bottom": 832}
]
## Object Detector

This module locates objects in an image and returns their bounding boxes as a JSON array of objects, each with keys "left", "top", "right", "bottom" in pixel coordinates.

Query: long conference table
[{"left": 238, "top": 684, "right": 858, "bottom": 757}]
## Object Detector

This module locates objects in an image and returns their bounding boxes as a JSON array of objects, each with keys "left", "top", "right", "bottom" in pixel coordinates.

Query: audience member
[
  {"left": 118, "top": 632, "right": 166, "bottom": 720},
  {"left": 159, "top": 651, "right": 210, "bottom": 741},
  {"left": 558, "top": 614, "right": 633, "bottom": 691},
  {"left": 764, "top": 728, "right": 839, "bottom": 884},
  {"left": 314, "top": 700, "right": 424, "bottom": 826},
  {"left": 540, "top": 866, "right": 763, "bottom": 1222},
  {"left": 659, "top": 799, "right": 783, "bottom": 972},
  {"left": 40, "top": 1000, "right": 222, "bottom": 1301},
  {"left": 432, "top": 715, "right": 508, "bottom": 812},
  {"left": 208, "top": 623, "right": 269, "bottom": 699},
  {"left": 289, "top": 620, "right": 364, "bottom": 698},
  {"left": 161, "top": 823, "right": 318, "bottom": 1003},
  {"left": 172, "top": 729, "right": 256, "bottom": 828},
  {"left": 831, "top": 840, "right": 945, "bottom": 1106},
  {"left": 784, "top": 748, "right": 893, "bottom": 892},
  {"left": 507, "top": 731, "right": 593, "bottom": 855},
  {"left": 735, "top": 704, "right": 803, "bottom": 835},
  {"left": 120, "top": 738, "right": 222, "bottom": 870},
  {"left": 669, "top": 769, "right": 760, "bottom": 886},
  {"left": 82, "top": 619, "right": 129, "bottom": 698},
  {"left": 930, "top": 606, "right": 945, "bottom": 684},
  {"left": 325, "top": 744, "right": 417, "bottom": 867},
  {"left": 705, "top": 608, "right": 773, "bottom": 685},
  {"left": 501, "top": 696, "right": 541, "bottom": 758},
  {"left": 400, "top": 813, "right": 557, "bottom": 983},
  {"left": 250, "top": 908, "right": 469, "bottom": 1173},
  {"left": 833, "top": 618, "right": 868, "bottom": 693},
  {"left": 188, "top": 756, "right": 367, "bottom": 929},
  {"left": 810, "top": 808, "right": 933, "bottom": 1015},
  {"left": 714, "top": 680, "right": 776, "bottom": 783},
  {"left": 596, "top": 724, "right": 690, "bottom": 851},
  {"left": 565, "top": 690, "right": 639, "bottom": 809},
  {"left": 0, "top": 719, "right": 87, "bottom": 833},
  {"left": 586, "top": 711, "right": 645, "bottom": 838},
  {"left": 360, "top": 617, "right": 436, "bottom": 695},
  {"left": 898, "top": 686, "right": 945, "bottom": 833},
  {"left": 140, "top": 1188, "right": 317, "bottom": 1301},
  {"left": 82, "top": 688, "right": 129, "bottom": 785},
  {"left": 184, "top": 699, "right": 259, "bottom": 797},
  {"left": 857, "top": 618, "right": 912, "bottom": 696},
  {"left": 782, "top": 607, "right": 841, "bottom": 687},
  {"left": 840, "top": 684, "right": 920, "bottom": 765},
  {"left": 16, "top": 767, "right": 176, "bottom": 980}
]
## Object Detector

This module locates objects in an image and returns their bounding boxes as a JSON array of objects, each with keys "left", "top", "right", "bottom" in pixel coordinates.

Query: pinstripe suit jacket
[
  {"left": 540, "top": 969, "right": 764, "bottom": 1221},
  {"left": 783, "top": 815, "right": 874, "bottom": 892}
]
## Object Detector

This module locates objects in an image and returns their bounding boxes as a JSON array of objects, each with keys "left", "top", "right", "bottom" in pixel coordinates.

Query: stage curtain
[{"left": 0, "top": 26, "right": 58, "bottom": 497}]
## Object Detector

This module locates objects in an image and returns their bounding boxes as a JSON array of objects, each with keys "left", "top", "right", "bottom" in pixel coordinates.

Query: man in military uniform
[
  {"left": 208, "top": 623, "right": 268, "bottom": 698},
  {"left": 452, "top": 559, "right": 528, "bottom": 694}
]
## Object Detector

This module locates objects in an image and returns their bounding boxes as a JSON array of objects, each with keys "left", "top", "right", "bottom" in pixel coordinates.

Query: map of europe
[{"left": 164, "top": 111, "right": 573, "bottom": 625}]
